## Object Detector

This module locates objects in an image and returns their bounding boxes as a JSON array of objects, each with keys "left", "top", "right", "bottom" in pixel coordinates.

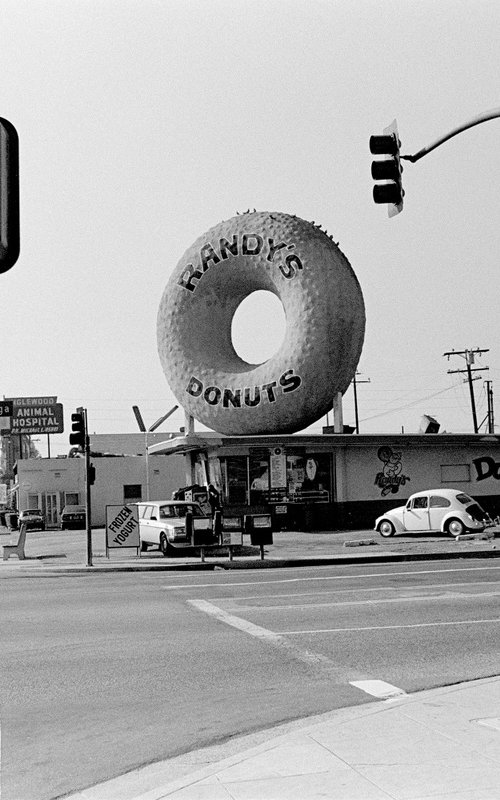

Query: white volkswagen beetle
[{"left": 375, "top": 488, "right": 491, "bottom": 537}]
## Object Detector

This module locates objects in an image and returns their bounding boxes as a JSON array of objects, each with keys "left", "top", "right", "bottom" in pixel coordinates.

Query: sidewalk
[
  {"left": 65, "top": 675, "right": 500, "bottom": 800},
  {"left": 0, "top": 525, "right": 499, "bottom": 575}
]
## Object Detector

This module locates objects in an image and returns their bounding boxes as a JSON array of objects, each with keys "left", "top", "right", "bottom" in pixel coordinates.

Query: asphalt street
[{"left": 1, "top": 558, "right": 500, "bottom": 800}]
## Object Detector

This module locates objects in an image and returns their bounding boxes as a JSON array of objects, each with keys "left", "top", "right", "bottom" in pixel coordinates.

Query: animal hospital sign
[{"left": 2, "top": 396, "right": 64, "bottom": 435}]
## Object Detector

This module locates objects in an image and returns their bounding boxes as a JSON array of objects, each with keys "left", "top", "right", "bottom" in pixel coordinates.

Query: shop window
[
  {"left": 249, "top": 455, "right": 270, "bottom": 503},
  {"left": 286, "top": 454, "right": 331, "bottom": 502},
  {"left": 222, "top": 456, "right": 248, "bottom": 504},
  {"left": 124, "top": 484, "right": 142, "bottom": 503},
  {"left": 27, "top": 493, "right": 39, "bottom": 508},
  {"left": 65, "top": 493, "right": 79, "bottom": 506},
  {"left": 441, "top": 464, "right": 470, "bottom": 483}
]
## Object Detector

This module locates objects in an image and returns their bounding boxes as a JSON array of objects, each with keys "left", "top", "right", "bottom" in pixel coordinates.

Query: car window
[
  {"left": 412, "top": 497, "right": 428, "bottom": 509},
  {"left": 456, "top": 493, "right": 473, "bottom": 505},
  {"left": 142, "top": 506, "right": 153, "bottom": 520},
  {"left": 172, "top": 505, "right": 188, "bottom": 517},
  {"left": 430, "top": 495, "right": 451, "bottom": 508},
  {"left": 170, "top": 504, "right": 204, "bottom": 517},
  {"left": 159, "top": 506, "right": 174, "bottom": 518}
]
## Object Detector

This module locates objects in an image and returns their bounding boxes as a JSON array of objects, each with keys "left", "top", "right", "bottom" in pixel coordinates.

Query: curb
[{"left": 2, "top": 546, "right": 500, "bottom": 576}]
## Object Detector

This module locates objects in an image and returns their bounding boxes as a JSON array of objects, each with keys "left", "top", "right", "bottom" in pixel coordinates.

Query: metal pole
[
  {"left": 402, "top": 107, "right": 500, "bottom": 164},
  {"left": 145, "top": 429, "right": 150, "bottom": 501},
  {"left": 84, "top": 409, "right": 93, "bottom": 567},
  {"left": 489, "top": 382, "right": 495, "bottom": 433},
  {"left": 353, "top": 374, "right": 359, "bottom": 434},
  {"left": 486, "top": 380, "right": 495, "bottom": 433}
]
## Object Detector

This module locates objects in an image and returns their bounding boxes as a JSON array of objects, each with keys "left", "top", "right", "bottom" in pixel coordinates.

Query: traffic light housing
[
  {"left": 370, "top": 119, "right": 404, "bottom": 217},
  {"left": 88, "top": 463, "right": 96, "bottom": 486},
  {"left": 0, "top": 118, "right": 20, "bottom": 274},
  {"left": 69, "top": 411, "right": 86, "bottom": 450}
]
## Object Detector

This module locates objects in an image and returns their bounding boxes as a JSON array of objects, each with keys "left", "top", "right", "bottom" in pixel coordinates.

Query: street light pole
[{"left": 132, "top": 405, "right": 179, "bottom": 501}]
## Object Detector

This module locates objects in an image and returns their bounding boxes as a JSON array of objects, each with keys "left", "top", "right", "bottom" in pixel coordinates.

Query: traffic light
[
  {"left": 69, "top": 411, "right": 86, "bottom": 450},
  {"left": 370, "top": 119, "right": 404, "bottom": 217},
  {"left": 0, "top": 118, "right": 20, "bottom": 274},
  {"left": 88, "top": 463, "right": 96, "bottom": 485}
]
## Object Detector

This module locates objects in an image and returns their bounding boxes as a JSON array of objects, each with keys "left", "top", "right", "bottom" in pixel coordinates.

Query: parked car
[
  {"left": 135, "top": 500, "right": 215, "bottom": 555},
  {"left": 60, "top": 505, "right": 86, "bottom": 530},
  {"left": 19, "top": 508, "right": 45, "bottom": 531},
  {"left": 375, "top": 488, "right": 492, "bottom": 538}
]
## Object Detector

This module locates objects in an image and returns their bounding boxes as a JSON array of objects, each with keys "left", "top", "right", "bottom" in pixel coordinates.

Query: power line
[{"left": 360, "top": 383, "right": 457, "bottom": 423}]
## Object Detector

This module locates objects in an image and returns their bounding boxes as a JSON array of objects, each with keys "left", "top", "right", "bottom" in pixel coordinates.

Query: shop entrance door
[{"left": 45, "top": 493, "right": 58, "bottom": 526}]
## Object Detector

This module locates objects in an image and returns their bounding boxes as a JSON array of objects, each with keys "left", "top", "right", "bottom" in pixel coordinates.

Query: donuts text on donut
[
  {"left": 186, "top": 369, "right": 302, "bottom": 409},
  {"left": 178, "top": 232, "right": 304, "bottom": 293}
]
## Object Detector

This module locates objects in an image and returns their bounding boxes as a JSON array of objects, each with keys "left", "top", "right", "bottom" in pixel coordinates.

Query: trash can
[{"left": 6, "top": 512, "right": 19, "bottom": 531}]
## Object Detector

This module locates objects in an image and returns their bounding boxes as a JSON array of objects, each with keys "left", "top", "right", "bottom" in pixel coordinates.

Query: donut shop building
[{"left": 149, "top": 431, "right": 500, "bottom": 530}]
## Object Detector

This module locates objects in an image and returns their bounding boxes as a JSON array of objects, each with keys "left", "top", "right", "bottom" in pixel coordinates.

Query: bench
[{"left": 2, "top": 523, "right": 27, "bottom": 561}]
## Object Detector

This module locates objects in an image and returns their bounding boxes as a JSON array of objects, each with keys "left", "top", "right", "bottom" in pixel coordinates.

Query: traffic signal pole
[
  {"left": 70, "top": 408, "right": 93, "bottom": 566},
  {"left": 83, "top": 410, "right": 93, "bottom": 567}
]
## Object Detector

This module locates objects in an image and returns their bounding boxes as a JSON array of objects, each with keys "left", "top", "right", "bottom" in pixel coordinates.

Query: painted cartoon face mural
[{"left": 374, "top": 446, "right": 410, "bottom": 496}]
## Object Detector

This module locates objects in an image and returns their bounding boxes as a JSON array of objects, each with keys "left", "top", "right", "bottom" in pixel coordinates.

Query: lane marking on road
[
  {"left": 350, "top": 680, "right": 407, "bottom": 700},
  {"left": 188, "top": 598, "right": 353, "bottom": 675},
  {"left": 204, "top": 580, "right": 500, "bottom": 603},
  {"left": 161, "top": 565, "right": 500, "bottom": 591},
  {"left": 278, "top": 617, "right": 500, "bottom": 634},
  {"left": 227, "top": 590, "right": 500, "bottom": 612}
]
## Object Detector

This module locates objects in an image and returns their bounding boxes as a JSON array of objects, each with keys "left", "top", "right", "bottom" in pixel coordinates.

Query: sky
[{"left": 2, "top": 0, "right": 500, "bottom": 457}]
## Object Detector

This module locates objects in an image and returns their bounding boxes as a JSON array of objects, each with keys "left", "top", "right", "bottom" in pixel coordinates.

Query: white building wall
[
  {"left": 16, "top": 453, "right": 186, "bottom": 526},
  {"left": 343, "top": 442, "right": 500, "bottom": 503}
]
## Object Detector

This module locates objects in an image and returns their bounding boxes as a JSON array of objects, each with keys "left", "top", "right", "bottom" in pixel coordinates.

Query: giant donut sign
[{"left": 157, "top": 211, "right": 365, "bottom": 435}]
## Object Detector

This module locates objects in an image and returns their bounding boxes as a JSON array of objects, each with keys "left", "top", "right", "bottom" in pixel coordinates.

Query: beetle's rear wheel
[{"left": 378, "top": 520, "right": 395, "bottom": 537}]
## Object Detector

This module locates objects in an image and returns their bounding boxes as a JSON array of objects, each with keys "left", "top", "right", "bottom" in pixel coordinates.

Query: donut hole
[{"left": 231, "top": 290, "right": 286, "bottom": 365}]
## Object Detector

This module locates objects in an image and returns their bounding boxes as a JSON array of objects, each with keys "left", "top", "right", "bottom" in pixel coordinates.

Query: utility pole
[
  {"left": 483, "top": 380, "right": 495, "bottom": 434},
  {"left": 352, "top": 371, "right": 371, "bottom": 433},
  {"left": 444, "top": 348, "right": 489, "bottom": 434}
]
